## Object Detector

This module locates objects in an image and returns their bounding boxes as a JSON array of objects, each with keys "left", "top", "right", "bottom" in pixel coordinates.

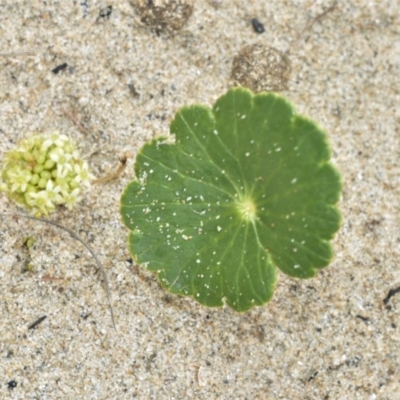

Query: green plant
[
  {"left": 0, "top": 132, "right": 93, "bottom": 216},
  {"left": 1, "top": 133, "right": 116, "bottom": 328},
  {"left": 120, "top": 88, "right": 342, "bottom": 311}
]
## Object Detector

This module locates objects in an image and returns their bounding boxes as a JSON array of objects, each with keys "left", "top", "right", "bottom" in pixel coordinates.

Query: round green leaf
[{"left": 120, "top": 88, "right": 342, "bottom": 312}]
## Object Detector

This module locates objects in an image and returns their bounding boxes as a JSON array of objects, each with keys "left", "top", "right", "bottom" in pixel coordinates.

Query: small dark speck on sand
[
  {"left": 251, "top": 18, "right": 265, "bottom": 34},
  {"left": 52, "top": 63, "right": 68, "bottom": 74}
]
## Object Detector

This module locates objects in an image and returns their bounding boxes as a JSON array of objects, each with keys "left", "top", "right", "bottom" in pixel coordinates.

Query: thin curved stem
[{"left": 2, "top": 212, "right": 117, "bottom": 331}]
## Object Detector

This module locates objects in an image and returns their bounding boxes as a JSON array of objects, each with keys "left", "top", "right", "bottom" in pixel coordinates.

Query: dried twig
[
  {"left": 288, "top": 1, "right": 338, "bottom": 54},
  {"left": 0, "top": 50, "right": 38, "bottom": 57},
  {"left": 62, "top": 109, "right": 91, "bottom": 135},
  {"left": 41, "top": 274, "right": 66, "bottom": 282},
  {"left": 92, "top": 152, "right": 131, "bottom": 184},
  {"left": 28, "top": 315, "right": 47, "bottom": 330},
  {"left": 83, "top": 143, "right": 110, "bottom": 159},
  {"left": 384, "top": 286, "right": 400, "bottom": 306},
  {"left": 2, "top": 212, "right": 117, "bottom": 331}
]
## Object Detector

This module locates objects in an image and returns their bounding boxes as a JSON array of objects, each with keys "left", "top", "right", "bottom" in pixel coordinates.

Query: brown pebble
[
  {"left": 134, "top": 0, "right": 193, "bottom": 34},
  {"left": 231, "top": 44, "right": 291, "bottom": 92}
]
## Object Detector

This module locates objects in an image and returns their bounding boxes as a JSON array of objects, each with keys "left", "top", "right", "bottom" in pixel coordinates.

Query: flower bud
[{"left": 0, "top": 132, "right": 94, "bottom": 216}]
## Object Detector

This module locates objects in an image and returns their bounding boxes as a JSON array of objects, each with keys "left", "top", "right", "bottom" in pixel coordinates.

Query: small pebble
[
  {"left": 231, "top": 44, "right": 291, "bottom": 92},
  {"left": 134, "top": 0, "right": 193, "bottom": 34},
  {"left": 98, "top": 5, "right": 112, "bottom": 19},
  {"left": 7, "top": 380, "right": 17, "bottom": 390},
  {"left": 251, "top": 18, "right": 265, "bottom": 34},
  {"left": 52, "top": 63, "right": 68, "bottom": 74}
]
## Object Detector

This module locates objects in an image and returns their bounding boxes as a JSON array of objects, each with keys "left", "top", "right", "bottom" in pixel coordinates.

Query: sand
[{"left": 1, "top": 1, "right": 400, "bottom": 398}]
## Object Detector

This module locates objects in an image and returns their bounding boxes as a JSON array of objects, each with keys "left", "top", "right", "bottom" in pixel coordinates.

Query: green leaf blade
[{"left": 120, "top": 88, "right": 342, "bottom": 311}]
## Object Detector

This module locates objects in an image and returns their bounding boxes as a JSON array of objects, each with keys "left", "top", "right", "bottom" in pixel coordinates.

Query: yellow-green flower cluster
[{"left": 0, "top": 132, "right": 94, "bottom": 216}]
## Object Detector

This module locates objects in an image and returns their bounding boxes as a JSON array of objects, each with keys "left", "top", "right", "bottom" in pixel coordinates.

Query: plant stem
[{"left": 2, "top": 212, "right": 117, "bottom": 331}]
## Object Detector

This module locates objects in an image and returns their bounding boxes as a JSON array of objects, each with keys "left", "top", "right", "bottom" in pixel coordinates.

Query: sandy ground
[{"left": 1, "top": 1, "right": 400, "bottom": 399}]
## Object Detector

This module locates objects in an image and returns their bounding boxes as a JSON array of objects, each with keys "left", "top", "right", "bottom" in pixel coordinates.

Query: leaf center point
[{"left": 237, "top": 197, "right": 257, "bottom": 222}]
